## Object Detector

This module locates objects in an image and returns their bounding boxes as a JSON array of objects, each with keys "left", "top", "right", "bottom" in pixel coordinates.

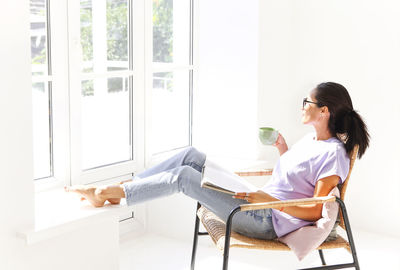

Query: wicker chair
[{"left": 190, "top": 145, "right": 360, "bottom": 270}]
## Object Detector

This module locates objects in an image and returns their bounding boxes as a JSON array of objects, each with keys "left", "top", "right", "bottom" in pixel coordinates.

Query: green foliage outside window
[
  {"left": 153, "top": 0, "right": 173, "bottom": 63},
  {"left": 80, "top": 2, "right": 93, "bottom": 72},
  {"left": 34, "top": 0, "right": 174, "bottom": 96},
  {"left": 107, "top": 0, "right": 128, "bottom": 63}
]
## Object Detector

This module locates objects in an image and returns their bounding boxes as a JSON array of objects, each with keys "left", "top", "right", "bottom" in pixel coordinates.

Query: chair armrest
[
  {"left": 239, "top": 196, "right": 337, "bottom": 212},
  {"left": 234, "top": 169, "right": 273, "bottom": 177}
]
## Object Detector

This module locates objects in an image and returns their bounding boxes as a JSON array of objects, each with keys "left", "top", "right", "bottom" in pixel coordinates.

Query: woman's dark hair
[{"left": 312, "top": 82, "right": 370, "bottom": 158}]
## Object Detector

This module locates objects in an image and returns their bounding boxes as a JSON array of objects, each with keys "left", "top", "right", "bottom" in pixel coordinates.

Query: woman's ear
[{"left": 320, "top": 106, "right": 330, "bottom": 118}]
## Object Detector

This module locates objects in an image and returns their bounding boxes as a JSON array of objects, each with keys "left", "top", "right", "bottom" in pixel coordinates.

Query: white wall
[
  {"left": 0, "top": 0, "right": 36, "bottom": 267},
  {"left": 0, "top": 2, "right": 120, "bottom": 269},
  {"left": 259, "top": 0, "right": 400, "bottom": 237},
  {"left": 257, "top": 0, "right": 295, "bottom": 163},
  {"left": 193, "top": 0, "right": 259, "bottom": 159}
]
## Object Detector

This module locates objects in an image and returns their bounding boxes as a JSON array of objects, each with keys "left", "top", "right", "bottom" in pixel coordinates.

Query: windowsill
[
  {"left": 22, "top": 156, "right": 274, "bottom": 245},
  {"left": 18, "top": 188, "right": 134, "bottom": 245},
  {"left": 34, "top": 176, "right": 65, "bottom": 193}
]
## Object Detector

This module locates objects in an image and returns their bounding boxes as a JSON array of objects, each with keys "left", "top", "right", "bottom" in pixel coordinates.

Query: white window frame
[
  {"left": 34, "top": 0, "right": 196, "bottom": 189},
  {"left": 144, "top": 0, "right": 196, "bottom": 166},
  {"left": 32, "top": 0, "right": 66, "bottom": 190},
  {"left": 67, "top": 0, "right": 144, "bottom": 185}
]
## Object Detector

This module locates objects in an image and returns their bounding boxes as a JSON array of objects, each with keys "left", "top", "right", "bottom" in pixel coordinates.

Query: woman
[{"left": 66, "top": 82, "right": 369, "bottom": 239}]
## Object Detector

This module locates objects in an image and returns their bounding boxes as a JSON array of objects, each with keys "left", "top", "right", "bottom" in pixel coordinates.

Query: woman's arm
[
  {"left": 284, "top": 175, "right": 339, "bottom": 221},
  {"left": 233, "top": 175, "right": 340, "bottom": 222}
]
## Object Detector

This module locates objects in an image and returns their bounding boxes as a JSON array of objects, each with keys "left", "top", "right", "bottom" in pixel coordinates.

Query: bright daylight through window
[
  {"left": 30, "top": 0, "right": 52, "bottom": 180},
  {"left": 80, "top": 0, "right": 132, "bottom": 170},
  {"left": 30, "top": 0, "right": 194, "bottom": 184},
  {"left": 151, "top": 0, "right": 193, "bottom": 154}
]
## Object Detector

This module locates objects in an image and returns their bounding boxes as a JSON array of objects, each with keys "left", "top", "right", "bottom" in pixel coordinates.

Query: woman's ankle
[{"left": 95, "top": 185, "right": 125, "bottom": 201}]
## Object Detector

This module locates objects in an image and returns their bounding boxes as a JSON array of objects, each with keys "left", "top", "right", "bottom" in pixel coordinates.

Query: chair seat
[{"left": 197, "top": 206, "right": 350, "bottom": 252}]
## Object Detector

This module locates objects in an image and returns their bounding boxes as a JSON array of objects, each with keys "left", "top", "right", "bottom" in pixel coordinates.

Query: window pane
[
  {"left": 153, "top": 0, "right": 190, "bottom": 64},
  {"left": 30, "top": 0, "right": 48, "bottom": 76},
  {"left": 80, "top": 0, "right": 129, "bottom": 73},
  {"left": 107, "top": 0, "right": 129, "bottom": 71},
  {"left": 151, "top": 71, "right": 189, "bottom": 153},
  {"left": 81, "top": 77, "right": 132, "bottom": 170},
  {"left": 32, "top": 82, "right": 52, "bottom": 179}
]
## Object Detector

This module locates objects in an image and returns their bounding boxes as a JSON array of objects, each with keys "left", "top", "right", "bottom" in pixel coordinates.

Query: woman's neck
[
  {"left": 314, "top": 133, "right": 333, "bottom": 141},
  {"left": 313, "top": 125, "right": 333, "bottom": 141}
]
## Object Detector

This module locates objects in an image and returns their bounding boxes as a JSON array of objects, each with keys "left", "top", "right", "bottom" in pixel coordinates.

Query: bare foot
[
  {"left": 107, "top": 198, "right": 121, "bottom": 204},
  {"left": 64, "top": 185, "right": 106, "bottom": 207}
]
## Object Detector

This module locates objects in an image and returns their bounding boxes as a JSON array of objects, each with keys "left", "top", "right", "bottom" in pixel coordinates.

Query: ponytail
[
  {"left": 336, "top": 109, "right": 370, "bottom": 158},
  {"left": 313, "top": 82, "right": 370, "bottom": 159}
]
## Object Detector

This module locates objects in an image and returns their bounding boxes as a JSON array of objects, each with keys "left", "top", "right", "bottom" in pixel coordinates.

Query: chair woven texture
[{"left": 197, "top": 206, "right": 351, "bottom": 252}]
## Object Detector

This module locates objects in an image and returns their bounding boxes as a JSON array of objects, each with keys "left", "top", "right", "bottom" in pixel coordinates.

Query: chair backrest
[{"left": 337, "top": 144, "right": 359, "bottom": 229}]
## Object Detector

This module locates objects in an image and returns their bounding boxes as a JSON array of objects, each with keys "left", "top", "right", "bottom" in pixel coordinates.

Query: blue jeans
[{"left": 122, "top": 146, "right": 277, "bottom": 240}]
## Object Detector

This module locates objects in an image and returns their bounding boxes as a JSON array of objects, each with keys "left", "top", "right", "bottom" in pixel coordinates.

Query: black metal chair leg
[
  {"left": 336, "top": 198, "right": 360, "bottom": 270},
  {"left": 318, "top": 250, "right": 327, "bottom": 265},
  {"left": 222, "top": 206, "right": 241, "bottom": 270},
  {"left": 190, "top": 202, "right": 202, "bottom": 270}
]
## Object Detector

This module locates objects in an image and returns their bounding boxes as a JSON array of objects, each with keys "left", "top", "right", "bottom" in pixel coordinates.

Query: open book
[{"left": 200, "top": 159, "right": 258, "bottom": 195}]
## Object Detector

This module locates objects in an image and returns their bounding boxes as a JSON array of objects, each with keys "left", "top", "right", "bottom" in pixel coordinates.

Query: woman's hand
[
  {"left": 273, "top": 133, "right": 288, "bottom": 156},
  {"left": 233, "top": 190, "right": 279, "bottom": 204}
]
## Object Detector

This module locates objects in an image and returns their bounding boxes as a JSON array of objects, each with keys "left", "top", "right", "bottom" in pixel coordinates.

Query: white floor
[{"left": 120, "top": 229, "right": 400, "bottom": 270}]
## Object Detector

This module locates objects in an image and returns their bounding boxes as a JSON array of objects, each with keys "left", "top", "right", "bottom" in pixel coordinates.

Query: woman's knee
[
  {"left": 177, "top": 165, "right": 198, "bottom": 179},
  {"left": 182, "top": 146, "right": 206, "bottom": 171},
  {"left": 176, "top": 165, "right": 200, "bottom": 190},
  {"left": 184, "top": 146, "right": 198, "bottom": 157}
]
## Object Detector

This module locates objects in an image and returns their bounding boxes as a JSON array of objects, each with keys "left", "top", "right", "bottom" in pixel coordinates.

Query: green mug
[{"left": 259, "top": 127, "right": 279, "bottom": 145}]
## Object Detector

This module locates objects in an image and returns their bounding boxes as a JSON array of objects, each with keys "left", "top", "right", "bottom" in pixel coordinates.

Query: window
[
  {"left": 79, "top": 0, "right": 132, "bottom": 170},
  {"left": 149, "top": 0, "right": 194, "bottom": 155},
  {"left": 30, "top": 0, "right": 195, "bottom": 185},
  {"left": 30, "top": 0, "right": 53, "bottom": 180}
]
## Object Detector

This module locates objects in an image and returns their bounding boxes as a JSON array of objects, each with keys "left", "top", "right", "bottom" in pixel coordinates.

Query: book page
[{"left": 201, "top": 159, "right": 258, "bottom": 194}]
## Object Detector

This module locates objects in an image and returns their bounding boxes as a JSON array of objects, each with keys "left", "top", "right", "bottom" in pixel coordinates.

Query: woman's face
[{"left": 301, "top": 94, "right": 321, "bottom": 125}]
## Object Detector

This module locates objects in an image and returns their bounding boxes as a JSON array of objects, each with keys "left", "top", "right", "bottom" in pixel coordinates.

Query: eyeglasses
[{"left": 302, "top": 98, "right": 321, "bottom": 109}]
